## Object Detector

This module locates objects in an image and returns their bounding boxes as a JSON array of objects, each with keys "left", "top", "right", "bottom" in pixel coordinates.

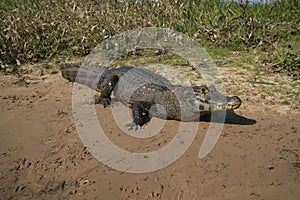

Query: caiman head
[{"left": 192, "top": 85, "right": 242, "bottom": 114}]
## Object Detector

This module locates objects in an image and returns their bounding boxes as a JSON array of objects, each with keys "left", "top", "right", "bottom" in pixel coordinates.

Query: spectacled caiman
[{"left": 61, "top": 64, "right": 242, "bottom": 129}]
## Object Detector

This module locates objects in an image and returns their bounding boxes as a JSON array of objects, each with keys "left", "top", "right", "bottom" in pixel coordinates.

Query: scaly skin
[{"left": 61, "top": 64, "right": 242, "bottom": 128}]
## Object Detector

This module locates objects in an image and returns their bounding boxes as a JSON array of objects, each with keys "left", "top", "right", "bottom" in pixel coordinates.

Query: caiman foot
[
  {"left": 126, "top": 101, "right": 152, "bottom": 130},
  {"left": 126, "top": 122, "right": 142, "bottom": 131},
  {"left": 95, "top": 96, "right": 111, "bottom": 108}
]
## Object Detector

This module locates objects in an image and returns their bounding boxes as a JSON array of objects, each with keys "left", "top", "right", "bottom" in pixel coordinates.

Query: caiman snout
[
  {"left": 194, "top": 85, "right": 242, "bottom": 112},
  {"left": 226, "top": 95, "right": 242, "bottom": 110}
]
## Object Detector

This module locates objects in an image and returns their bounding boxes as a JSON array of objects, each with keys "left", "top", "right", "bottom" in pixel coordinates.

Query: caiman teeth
[
  {"left": 216, "top": 103, "right": 225, "bottom": 110},
  {"left": 198, "top": 103, "right": 228, "bottom": 111}
]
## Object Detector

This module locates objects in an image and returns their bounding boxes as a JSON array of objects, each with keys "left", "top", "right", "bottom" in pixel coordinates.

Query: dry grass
[{"left": 0, "top": 0, "right": 299, "bottom": 77}]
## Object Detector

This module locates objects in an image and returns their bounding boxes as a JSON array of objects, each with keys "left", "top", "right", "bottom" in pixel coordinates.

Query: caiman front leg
[
  {"left": 95, "top": 75, "right": 119, "bottom": 108},
  {"left": 128, "top": 101, "right": 153, "bottom": 130}
]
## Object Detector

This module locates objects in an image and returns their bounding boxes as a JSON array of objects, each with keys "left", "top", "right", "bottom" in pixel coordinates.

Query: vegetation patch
[
  {"left": 263, "top": 51, "right": 300, "bottom": 80},
  {"left": 0, "top": 0, "right": 299, "bottom": 79}
]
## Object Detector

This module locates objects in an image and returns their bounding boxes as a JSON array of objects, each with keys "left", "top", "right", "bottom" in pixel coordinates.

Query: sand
[{"left": 0, "top": 64, "right": 299, "bottom": 200}]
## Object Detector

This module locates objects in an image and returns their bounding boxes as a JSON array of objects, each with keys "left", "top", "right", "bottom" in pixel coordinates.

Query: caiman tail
[{"left": 60, "top": 63, "right": 106, "bottom": 90}]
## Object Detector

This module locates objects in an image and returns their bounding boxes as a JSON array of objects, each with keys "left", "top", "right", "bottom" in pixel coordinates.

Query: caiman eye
[{"left": 192, "top": 86, "right": 201, "bottom": 92}]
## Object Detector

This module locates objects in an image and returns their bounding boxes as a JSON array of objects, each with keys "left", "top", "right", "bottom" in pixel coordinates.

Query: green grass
[{"left": 0, "top": 0, "right": 299, "bottom": 79}]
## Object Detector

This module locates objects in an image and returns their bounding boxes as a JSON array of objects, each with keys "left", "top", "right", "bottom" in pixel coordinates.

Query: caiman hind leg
[
  {"left": 128, "top": 101, "right": 153, "bottom": 130},
  {"left": 95, "top": 75, "right": 119, "bottom": 108}
]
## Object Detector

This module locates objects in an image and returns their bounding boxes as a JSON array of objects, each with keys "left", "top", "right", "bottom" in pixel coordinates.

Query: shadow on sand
[{"left": 200, "top": 110, "right": 256, "bottom": 125}]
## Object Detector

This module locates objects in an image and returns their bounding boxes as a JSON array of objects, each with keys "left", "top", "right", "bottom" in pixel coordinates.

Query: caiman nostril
[
  {"left": 232, "top": 96, "right": 242, "bottom": 103},
  {"left": 229, "top": 96, "right": 242, "bottom": 109}
]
